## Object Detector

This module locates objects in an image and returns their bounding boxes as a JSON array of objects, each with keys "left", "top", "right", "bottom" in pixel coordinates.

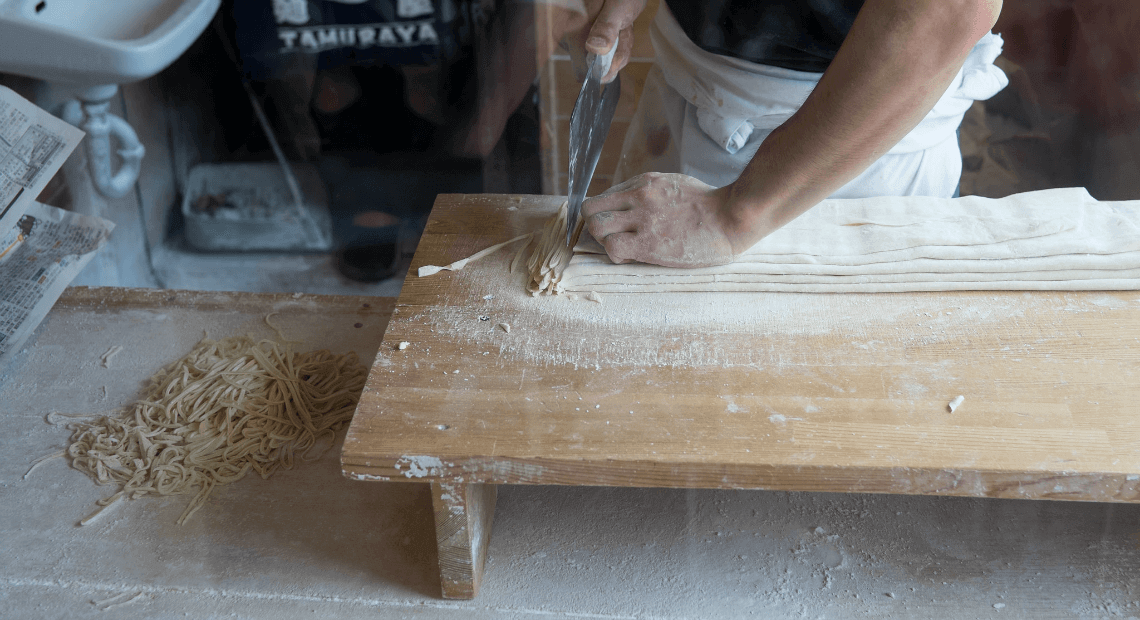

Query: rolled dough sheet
[{"left": 559, "top": 188, "right": 1140, "bottom": 293}]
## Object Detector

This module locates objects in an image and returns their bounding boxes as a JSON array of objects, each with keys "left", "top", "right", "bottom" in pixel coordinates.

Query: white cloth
[
  {"left": 613, "top": 2, "right": 1009, "bottom": 198},
  {"left": 695, "top": 107, "right": 754, "bottom": 155}
]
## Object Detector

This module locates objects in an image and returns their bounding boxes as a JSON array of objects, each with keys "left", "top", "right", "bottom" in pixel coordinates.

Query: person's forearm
[
  {"left": 455, "top": 2, "right": 540, "bottom": 156},
  {"left": 458, "top": 2, "right": 586, "bottom": 157},
  {"left": 717, "top": 0, "right": 1002, "bottom": 252}
]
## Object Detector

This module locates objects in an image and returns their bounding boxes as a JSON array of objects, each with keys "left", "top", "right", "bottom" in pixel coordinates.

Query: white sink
[
  {"left": 0, "top": 0, "right": 220, "bottom": 86},
  {"left": 0, "top": 0, "right": 222, "bottom": 201}
]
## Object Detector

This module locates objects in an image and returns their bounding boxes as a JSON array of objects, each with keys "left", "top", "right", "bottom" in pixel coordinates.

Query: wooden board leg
[{"left": 430, "top": 482, "right": 497, "bottom": 599}]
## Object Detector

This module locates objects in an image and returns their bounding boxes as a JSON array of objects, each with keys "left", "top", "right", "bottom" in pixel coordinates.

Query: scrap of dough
[
  {"left": 585, "top": 291, "right": 603, "bottom": 303},
  {"left": 551, "top": 188, "right": 1140, "bottom": 293},
  {"left": 100, "top": 345, "right": 123, "bottom": 368},
  {"left": 948, "top": 395, "right": 965, "bottom": 413},
  {"left": 419, "top": 233, "right": 533, "bottom": 277},
  {"left": 498, "top": 323, "right": 511, "bottom": 333},
  {"left": 398, "top": 341, "right": 410, "bottom": 350}
]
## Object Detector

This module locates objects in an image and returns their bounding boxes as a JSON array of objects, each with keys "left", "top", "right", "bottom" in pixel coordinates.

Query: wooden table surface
[
  {"left": 342, "top": 193, "right": 1140, "bottom": 597},
  {"left": 344, "top": 193, "right": 1140, "bottom": 501}
]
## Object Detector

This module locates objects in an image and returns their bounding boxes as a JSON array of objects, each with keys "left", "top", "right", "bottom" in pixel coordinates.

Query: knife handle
[{"left": 587, "top": 43, "right": 619, "bottom": 83}]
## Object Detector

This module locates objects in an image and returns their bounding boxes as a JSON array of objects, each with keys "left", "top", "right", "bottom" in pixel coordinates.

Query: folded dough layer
[{"left": 537, "top": 188, "right": 1140, "bottom": 294}]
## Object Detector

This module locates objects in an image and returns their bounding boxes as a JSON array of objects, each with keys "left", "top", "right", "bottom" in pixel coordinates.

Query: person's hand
[
  {"left": 567, "top": 0, "right": 648, "bottom": 83},
  {"left": 581, "top": 172, "right": 746, "bottom": 268}
]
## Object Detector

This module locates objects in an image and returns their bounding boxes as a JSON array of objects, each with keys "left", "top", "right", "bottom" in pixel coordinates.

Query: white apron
[{"left": 612, "top": 2, "right": 1009, "bottom": 198}]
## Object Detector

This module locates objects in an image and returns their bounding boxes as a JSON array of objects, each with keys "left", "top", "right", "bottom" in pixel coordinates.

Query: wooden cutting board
[{"left": 343, "top": 192, "right": 1140, "bottom": 501}]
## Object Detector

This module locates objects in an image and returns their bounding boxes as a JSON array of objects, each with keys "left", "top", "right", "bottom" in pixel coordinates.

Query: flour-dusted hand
[
  {"left": 581, "top": 172, "right": 749, "bottom": 268},
  {"left": 567, "top": 0, "right": 648, "bottom": 83}
]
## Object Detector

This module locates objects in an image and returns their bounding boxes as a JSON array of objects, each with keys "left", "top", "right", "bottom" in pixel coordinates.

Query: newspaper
[
  {"left": 0, "top": 85, "right": 85, "bottom": 231},
  {"left": 0, "top": 85, "right": 114, "bottom": 370}
]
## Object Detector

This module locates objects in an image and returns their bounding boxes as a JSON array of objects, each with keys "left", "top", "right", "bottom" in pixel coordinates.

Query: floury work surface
[
  {"left": 348, "top": 194, "right": 1140, "bottom": 507},
  {"left": 0, "top": 287, "right": 1137, "bottom": 618}
]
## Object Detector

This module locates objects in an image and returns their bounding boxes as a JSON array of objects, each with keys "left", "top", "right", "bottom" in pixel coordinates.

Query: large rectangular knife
[{"left": 566, "top": 46, "right": 621, "bottom": 246}]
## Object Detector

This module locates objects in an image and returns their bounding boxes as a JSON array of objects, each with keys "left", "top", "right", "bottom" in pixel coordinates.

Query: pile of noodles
[{"left": 55, "top": 327, "right": 367, "bottom": 525}]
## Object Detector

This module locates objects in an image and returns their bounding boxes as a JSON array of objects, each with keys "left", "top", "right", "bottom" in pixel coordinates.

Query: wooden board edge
[
  {"left": 58, "top": 286, "right": 397, "bottom": 316},
  {"left": 343, "top": 458, "right": 1140, "bottom": 503}
]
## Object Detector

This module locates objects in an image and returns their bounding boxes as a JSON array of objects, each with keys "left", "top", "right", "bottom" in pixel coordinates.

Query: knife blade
[{"left": 566, "top": 46, "right": 621, "bottom": 247}]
